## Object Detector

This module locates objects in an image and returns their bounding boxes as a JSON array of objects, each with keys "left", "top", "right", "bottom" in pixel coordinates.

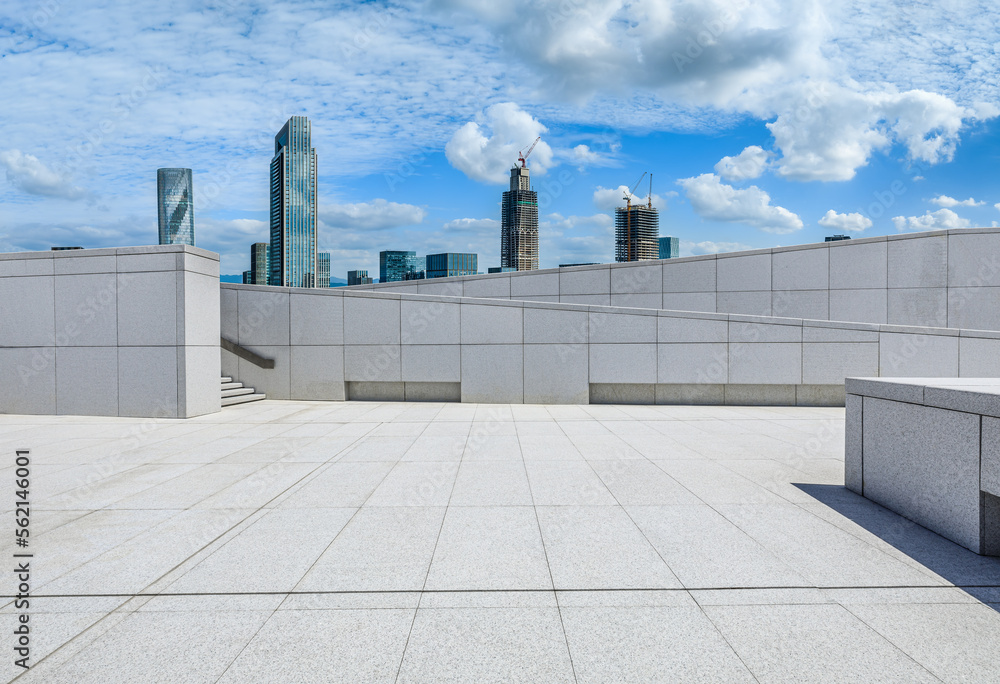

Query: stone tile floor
[{"left": 1, "top": 400, "right": 999, "bottom": 683}]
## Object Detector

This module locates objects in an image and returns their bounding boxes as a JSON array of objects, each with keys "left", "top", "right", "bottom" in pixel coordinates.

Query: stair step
[
  {"left": 222, "top": 387, "right": 255, "bottom": 398},
  {"left": 222, "top": 393, "right": 267, "bottom": 407},
  {"left": 222, "top": 382, "right": 243, "bottom": 391},
  {"left": 221, "top": 376, "right": 233, "bottom": 384}
]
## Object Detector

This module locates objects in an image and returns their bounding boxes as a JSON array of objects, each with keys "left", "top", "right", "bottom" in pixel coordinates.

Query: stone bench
[{"left": 845, "top": 377, "right": 1000, "bottom": 556}]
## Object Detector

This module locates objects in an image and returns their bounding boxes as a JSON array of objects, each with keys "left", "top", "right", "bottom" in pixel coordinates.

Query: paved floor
[{"left": 1, "top": 400, "right": 999, "bottom": 683}]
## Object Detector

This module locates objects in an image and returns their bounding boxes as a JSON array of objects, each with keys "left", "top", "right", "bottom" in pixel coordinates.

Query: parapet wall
[
  {"left": 0, "top": 246, "right": 221, "bottom": 418},
  {"left": 221, "top": 283, "right": 1000, "bottom": 406},
  {"left": 350, "top": 228, "right": 1000, "bottom": 332}
]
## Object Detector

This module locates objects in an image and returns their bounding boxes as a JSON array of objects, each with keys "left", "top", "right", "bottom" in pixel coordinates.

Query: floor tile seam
[
  {"left": 136, "top": 431, "right": 388, "bottom": 602},
  {"left": 8, "top": 592, "right": 151, "bottom": 682},
  {"left": 782, "top": 496, "right": 955, "bottom": 587},
  {"left": 11, "top": 583, "right": 1000, "bottom": 600},
  {"left": 31, "top": 461, "right": 164, "bottom": 507},
  {"left": 392, "top": 409, "right": 464, "bottom": 683},
  {"left": 515, "top": 427, "right": 580, "bottom": 684},
  {"left": 710, "top": 458, "right": 802, "bottom": 506},
  {"left": 579, "top": 454, "right": 687, "bottom": 591},
  {"left": 830, "top": 602, "right": 948, "bottom": 683}
]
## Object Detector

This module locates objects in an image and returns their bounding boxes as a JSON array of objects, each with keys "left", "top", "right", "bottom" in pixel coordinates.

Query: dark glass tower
[
  {"left": 250, "top": 243, "right": 268, "bottom": 285},
  {"left": 501, "top": 166, "right": 538, "bottom": 271},
  {"left": 269, "top": 117, "right": 318, "bottom": 287},
  {"left": 157, "top": 168, "right": 194, "bottom": 246}
]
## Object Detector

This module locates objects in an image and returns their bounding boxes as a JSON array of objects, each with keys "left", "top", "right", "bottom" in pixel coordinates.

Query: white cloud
[
  {"left": 0, "top": 149, "right": 86, "bottom": 200},
  {"left": 930, "top": 195, "right": 985, "bottom": 208},
  {"left": 764, "top": 84, "right": 983, "bottom": 182},
  {"left": 678, "top": 173, "right": 803, "bottom": 234},
  {"left": 445, "top": 103, "right": 555, "bottom": 184},
  {"left": 572, "top": 145, "right": 601, "bottom": 164},
  {"left": 818, "top": 210, "right": 872, "bottom": 233},
  {"left": 714, "top": 146, "right": 769, "bottom": 182},
  {"left": 683, "top": 240, "right": 756, "bottom": 256},
  {"left": 891, "top": 208, "right": 971, "bottom": 232},
  {"left": 996, "top": 203, "right": 1000, "bottom": 212},
  {"left": 320, "top": 199, "right": 426, "bottom": 231}
]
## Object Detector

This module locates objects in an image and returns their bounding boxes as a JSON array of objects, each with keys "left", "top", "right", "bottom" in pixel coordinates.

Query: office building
[
  {"left": 242, "top": 270, "right": 252, "bottom": 284},
  {"left": 317, "top": 252, "right": 331, "bottom": 288},
  {"left": 615, "top": 205, "right": 659, "bottom": 262},
  {"left": 157, "top": 168, "right": 194, "bottom": 246},
  {"left": 501, "top": 166, "right": 539, "bottom": 271},
  {"left": 347, "top": 270, "right": 373, "bottom": 285},
  {"left": 269, "top": 116, "right": 318, "bottom": 287},
  {"left": 249, "top": 243, "right": 268, "bottom": 285},
  {"left": 825, "top": 235, "right": 852, "bottom": 242},
  {"left": 403, "top": 270, "right": 426, "bottom": 281},
  {"left": 559, "top": 262, "right": 599, "bottom": 268},
  {"left": 426, "top": 253, "right": 478, "bottom": 279},
  {"left": 380, "top": 250, "right": 421, "bottom": 283},
  {"left": 658, "top": 236, "right": 679, "bottom": 259},
  {"left": 488, "top": 266, "right": 517, "bottom": 274}
]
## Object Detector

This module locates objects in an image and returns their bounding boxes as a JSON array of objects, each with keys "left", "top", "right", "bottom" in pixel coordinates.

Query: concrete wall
[
  {"left": 845, "top": 377, "right": 1000, "bottom": 555},
  {"left": 350, "top": 228, "right": 1000, "bottom": 331},
  {"left": 221, "top": 283, "right": 1000, "bottom": 406},
  {"left": 0, "top": 246, "right": 220, "bottom": 418}
]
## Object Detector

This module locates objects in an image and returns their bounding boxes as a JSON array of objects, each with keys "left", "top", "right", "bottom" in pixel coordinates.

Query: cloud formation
[
  {"left": 445, "top": 103, "right": 555, "bottom": 184},
  {"left": 0, "top": 149, "right": 86, "bottom": 200},
  {"left": 683, "top": 240, "right": 757, "bottom": 256},
  {"left": 818, "top": 210, "right": 872, "bottom": 233},
  {"left": 320, "top": 200, "right": 426, "bottom": 231},
  {"left": 892, "top": 208, "right": 971, "bottom": 232},
  {"left": 678, "top": 174, "right": 803, "bottom": 234},
  {"left": 930, "top": 195, "right": 985, "bottom": 208},
  {"left": 714, "top": 146, "right": 769, "bottom": 182}
]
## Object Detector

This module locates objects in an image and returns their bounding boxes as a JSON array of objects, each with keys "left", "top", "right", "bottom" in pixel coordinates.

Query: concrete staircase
[{"left": 221, "top": 376, "right": 266, "bottom": 407}]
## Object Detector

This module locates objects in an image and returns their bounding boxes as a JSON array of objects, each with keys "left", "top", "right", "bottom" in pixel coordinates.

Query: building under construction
[
  {"left": 615, "top": 174, "right": 659, "bottom": 262},
  {"left": 615, "top": 205, "right": 659, "bottom": 262},
  {"left": 501, "top": 165, "right": 539, "bottom": 271}
]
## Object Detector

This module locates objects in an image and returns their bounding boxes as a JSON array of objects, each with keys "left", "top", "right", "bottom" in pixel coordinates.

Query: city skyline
[{"left": 2, "top": 3, "right": 1000, "bottom": 280}]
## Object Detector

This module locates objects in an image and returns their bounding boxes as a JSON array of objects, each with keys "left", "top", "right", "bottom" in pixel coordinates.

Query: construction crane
[
  {"left": 518, "top": 136, "right": 541, "bottom": 168},
  {"left": 623, "top": 172, "right": 647, "bottom": 262}
]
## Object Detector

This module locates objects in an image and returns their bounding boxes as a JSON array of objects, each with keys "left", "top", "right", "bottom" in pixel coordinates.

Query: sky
[{"left": 1, "top": 0, "right": 999, "bottom": 278}]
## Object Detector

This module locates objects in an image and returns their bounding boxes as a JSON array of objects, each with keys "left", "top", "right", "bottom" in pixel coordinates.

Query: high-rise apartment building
[
  {"left": 269, "top": 116, "right": 318, "bottom": 287},
  {"left": 658, "top": 236, "right": 679, "bottom": 259},
  {"left": 379, "top": 250, "right": 421, "bottom": 283},
  {"left": 249, "top": 242, "right": 269, "bottom": 285},
  {"left": 317, "top": 252, "right": 331, "bottom": 288},
  {"left": 157, "top": 168, "right": 194, "bottom": 246},
  {"left": 615, "top": 205, "right": 659, "bottom": 262},
  {"left": 501, "top": 166, "right": 538, "bottom": 271},
  {"left": 347, "top": 270, "right": 373, "bottom": 285},
  {"left": 426, "top": 253, "right": 477, "bottom": 278}
]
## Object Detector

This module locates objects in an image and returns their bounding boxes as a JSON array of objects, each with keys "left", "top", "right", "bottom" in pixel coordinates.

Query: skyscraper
[
  {"left": 157, "top": 168, "right": 194, "bottom": 246},
  {"left": 379, "top": 250, "right": 421, "bottom": 283},
  {"left": 501, "top": 166, "right": 538, "bottom": 271},
  {"left": 615, "top": 205, "right": 659, "bottom": 262},
  {"left": 426, "top": 253, "right": 478, "bottom": 278},
  {"left": 317, "top": 252, "right": 331, "bottom": 288},
  {"left": 269, "top": 116, "right": 318, "bottom": 287},
  {"left": 347, "top": 270, "right": 372, "bottom": 285},
  {"left": 658, "top": 236, "right": 679, "bottom": 259},
  {"left": 250, "top": 243, "right": 268, "bottom": 285}
]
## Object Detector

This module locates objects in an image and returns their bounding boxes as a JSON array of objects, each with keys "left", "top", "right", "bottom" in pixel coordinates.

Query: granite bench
[{"left": 845, "top": 377, "right": 1000, "bottom": 556}]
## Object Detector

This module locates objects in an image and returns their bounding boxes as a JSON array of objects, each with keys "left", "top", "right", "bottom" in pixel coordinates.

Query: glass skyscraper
[
  {"left": 250, "top": 243, "right": 268, "bottom": 285},
  {"left": 317, "top": 252, "right": 331, "bottom": 288},
  {"left": 157, "top": 168, "right": 194, "bottom": 246},
  {"left": 269, "top": 117, "right": 318, "bottom": 287},
  {"left": 379, "top": 250, "right": 421, "bottom": 283},
  {"left": 426, "top": 252, "right": 478, "bottom": 278},
  {"left": 658, "top": 236, "right": 679, "bottom": 259}
]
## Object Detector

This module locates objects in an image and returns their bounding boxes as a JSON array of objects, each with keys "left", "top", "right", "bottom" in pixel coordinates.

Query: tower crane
[
  {"left": 518, "top": 136, "right": 541, "bottom": 168},
  {"left": 623, "top": 172, "right": 647, "bottom": 262}
]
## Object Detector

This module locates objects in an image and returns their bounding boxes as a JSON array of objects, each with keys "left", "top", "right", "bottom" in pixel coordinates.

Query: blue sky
[{"left": 2, "top": 0, "right": 999, "bottom": 277}]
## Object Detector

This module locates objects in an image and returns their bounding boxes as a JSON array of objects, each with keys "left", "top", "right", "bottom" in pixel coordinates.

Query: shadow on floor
[{"left": 794, "top": 483, "right": 1000, "bottom": 609}]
